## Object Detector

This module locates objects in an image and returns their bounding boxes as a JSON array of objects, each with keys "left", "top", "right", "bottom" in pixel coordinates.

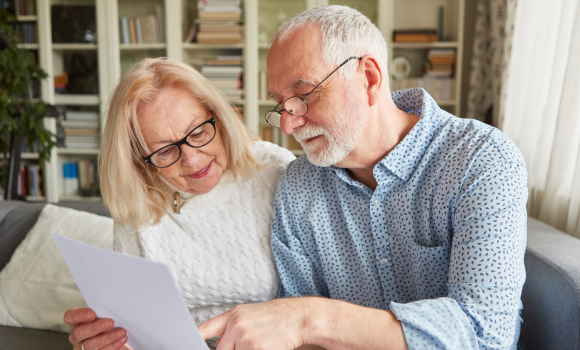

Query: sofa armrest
[
  {"left": 521, "top": 217, "right": 580, "bottom": 350},
  {"left": 0, "top": 202, "right": 47, "bottom": 271},
  {"left": 0, "top": 325, "right": 70, "bottom": 350}
]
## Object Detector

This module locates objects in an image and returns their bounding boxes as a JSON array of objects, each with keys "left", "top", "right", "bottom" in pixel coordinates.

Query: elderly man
[{"left": 200, "top": 5, "right": 527, "bottom": 350}]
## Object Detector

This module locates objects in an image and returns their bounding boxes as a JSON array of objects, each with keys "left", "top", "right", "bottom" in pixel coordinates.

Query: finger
[
  {"left": 82, "top": 328, "right": 127, "bottom": 350},
  {"left": 198, "top": 313, "right": 229, "bottom": 340},
  {"left": 215, "top": 333, "right": 235, "bottom": 350},
  {"left": 64, "top": 308, "right": 97, "bottom": 326},
  {"left": 100, "top": 335, "right": 129, "bottom": 350},
  {"left": 70, "top": 318, "right": 116, "bottom": 343}
]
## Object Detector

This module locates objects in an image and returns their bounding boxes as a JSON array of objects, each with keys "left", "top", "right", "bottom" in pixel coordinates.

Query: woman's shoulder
[
  {"left": 249, "top": 140, "right": 296, "bottom": 168},
  {"left": 247, "top": 140, "right": 296, "bottom": 190}
]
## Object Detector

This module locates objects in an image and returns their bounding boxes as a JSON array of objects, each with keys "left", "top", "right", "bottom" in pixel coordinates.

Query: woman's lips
[{"left": 188, "top": 162, "right": 212, "bottom": 179}]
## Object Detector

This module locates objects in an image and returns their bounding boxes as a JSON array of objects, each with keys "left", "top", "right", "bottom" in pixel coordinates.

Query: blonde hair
[{"left": 100, "top": 57, "right": 257, "bottom": 229}]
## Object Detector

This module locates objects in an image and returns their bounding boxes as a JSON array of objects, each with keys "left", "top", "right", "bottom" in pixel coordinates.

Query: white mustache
[{"left": 293, "top": 124, "right": 329, "bottom": 143}]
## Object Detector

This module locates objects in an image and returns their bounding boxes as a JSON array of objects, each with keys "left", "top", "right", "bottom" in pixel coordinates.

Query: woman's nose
[{"left": 179, "top": 144, "right": 202, "bottom": 166}]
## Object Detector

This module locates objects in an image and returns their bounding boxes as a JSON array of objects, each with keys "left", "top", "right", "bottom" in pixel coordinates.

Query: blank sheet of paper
[{"left": 53, "top": 233, "right": 209, "bottom": 350}]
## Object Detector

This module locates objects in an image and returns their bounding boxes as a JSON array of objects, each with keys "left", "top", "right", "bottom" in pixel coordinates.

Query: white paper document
[{"left": 52, "top": 233, "right": 209, "bottom": 350}]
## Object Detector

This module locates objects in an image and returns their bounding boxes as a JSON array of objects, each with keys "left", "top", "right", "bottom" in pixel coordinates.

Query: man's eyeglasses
[
  {"left": 265, "top": 56, "right": 362, "bottom": 128},
  {"left": 143, "top": 116, "right": 216, "bottom": 168}
]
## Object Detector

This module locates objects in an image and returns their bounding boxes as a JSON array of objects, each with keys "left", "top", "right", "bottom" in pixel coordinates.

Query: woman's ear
[{"left": 361, "top": 55, "right": 382, "bottom": 107}]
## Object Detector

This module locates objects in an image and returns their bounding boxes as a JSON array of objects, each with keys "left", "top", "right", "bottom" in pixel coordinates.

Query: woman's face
[{"left": 138, "top": 86, "right": 228, "bottom": 195}]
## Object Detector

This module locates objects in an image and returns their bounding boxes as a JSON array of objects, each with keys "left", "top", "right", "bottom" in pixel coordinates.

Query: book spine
[
  {"left": 135, "top": 17, "right": 143, "bottom": 44},
  {"left": 129, "top": 18, "right": 137, "bottom": 44},
  {"left": 155, "top": 3, "right": 162, "bottom": 43},
  {"left": 121, "top": 17, "right": 130, "bottom": 44}
]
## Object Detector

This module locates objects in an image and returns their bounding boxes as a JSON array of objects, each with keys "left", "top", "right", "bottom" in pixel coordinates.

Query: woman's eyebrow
[{"left": 152, "top": 117, "right": 205, "bottom": 146}]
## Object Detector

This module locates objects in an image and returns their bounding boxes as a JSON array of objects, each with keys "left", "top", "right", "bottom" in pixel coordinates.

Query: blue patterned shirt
[{"left": 272, "top": 88, "right": 528, "bottom": 349}]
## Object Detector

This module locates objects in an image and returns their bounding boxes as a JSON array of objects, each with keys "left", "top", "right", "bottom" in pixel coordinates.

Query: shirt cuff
[{"left": 390, "top": 297, "right": 479, "bottom": 350}]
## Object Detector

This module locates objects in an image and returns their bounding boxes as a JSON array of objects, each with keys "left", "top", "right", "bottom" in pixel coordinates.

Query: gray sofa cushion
[{"left": 520, "top": 217, "right": 580, "bottom": 350}]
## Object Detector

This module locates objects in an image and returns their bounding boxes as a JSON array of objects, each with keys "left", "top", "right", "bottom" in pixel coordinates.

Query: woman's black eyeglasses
[
  {"left": 265, "top": 56, "right": 362, "bottom": 128},
  {"left": 143, "top": 116, "right": 216, "bottom": 168}
]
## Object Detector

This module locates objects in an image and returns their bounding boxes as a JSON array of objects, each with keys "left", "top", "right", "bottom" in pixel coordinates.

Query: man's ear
[{"left": 361, "top": 55, "right": 382, "bottom": 107}]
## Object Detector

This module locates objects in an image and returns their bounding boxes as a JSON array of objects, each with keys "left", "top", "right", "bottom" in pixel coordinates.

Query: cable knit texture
[{"left": 113, "top": 141, "right": 295, "bottom": 325}]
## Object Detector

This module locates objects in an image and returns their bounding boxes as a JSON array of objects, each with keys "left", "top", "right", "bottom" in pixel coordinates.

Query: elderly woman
[{"left": 63, "top": 58, "right": 295, "bottom": 350}]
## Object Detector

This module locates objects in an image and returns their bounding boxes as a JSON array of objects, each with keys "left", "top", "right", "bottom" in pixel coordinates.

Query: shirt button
[
  {"left": 402, "top": 170, "right": 407, "bottom": 176},
  {"left": 380, "top": 257, "right": 388, "bottom": 264},
  {"left": 373, "top": 198, "right": 380, "bottom": 206}
]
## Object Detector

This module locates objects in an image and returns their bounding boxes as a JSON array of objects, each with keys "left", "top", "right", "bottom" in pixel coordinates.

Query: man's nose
[{"left": 280, "top": 111, "right": 306, "bottom": 135}]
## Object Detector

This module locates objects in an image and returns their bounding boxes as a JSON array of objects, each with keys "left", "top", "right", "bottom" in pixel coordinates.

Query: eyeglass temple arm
[{"left": 303, "top": 56, "right": 362, "bottom": 99}]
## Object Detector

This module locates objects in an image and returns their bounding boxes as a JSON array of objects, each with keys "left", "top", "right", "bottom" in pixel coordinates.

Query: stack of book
[
  {"left": 425, "top": 49, "right": 456, "bottom": 78},
  {"left": 390, "top": 77, "right": 455, "bottom": 102},
  {"left": 10, "top": 0, "right": 36, "bottom": 15},
  {"left": 62, "top": 159, "right": 100, "bottom": 197},
  {"left": 120, "top": 4, "right": 165, "bottom": 44},
  {"left": 201, "top": 55, "right": 243, "bottom": 102},
  {"left": 195, "top": 0, "right": 243, "bottom": 44},
  {"left": 14, "top": 22, "right": 37, "bottom": 44},
  {"left": 63, "top": 111, "right": 100, "bottom": 150},
  {"left": 393, "top": 29, "right": 437, "bottom": 43},
  {"left": 17, "top": 162, "right": 43, "bottom": 200}
]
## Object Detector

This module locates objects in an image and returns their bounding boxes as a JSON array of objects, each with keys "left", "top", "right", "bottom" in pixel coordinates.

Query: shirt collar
[
  {"left": 374, "top": 88, "right": 441, "bottom": 182},
  {"left": 330, "top": 88, "right": 441, "bottom": 186}
]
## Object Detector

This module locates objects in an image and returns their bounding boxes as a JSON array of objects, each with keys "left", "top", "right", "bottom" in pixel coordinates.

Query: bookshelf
[{"left": 26, "top": 0, "right": 465, "bottom": 202}]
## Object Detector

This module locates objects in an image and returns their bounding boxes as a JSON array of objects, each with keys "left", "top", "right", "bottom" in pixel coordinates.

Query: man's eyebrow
[
  {"left": 291, "top": 78, "right": 317, "bottom": 90},
  {"left": 268, "top": 78, "right": 318, "bottom": 100}
]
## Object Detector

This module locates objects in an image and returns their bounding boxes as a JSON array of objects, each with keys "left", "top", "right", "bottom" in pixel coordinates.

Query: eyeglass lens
[
  {"left": 150, "top": 122, "right": 215, "bottom": 168},
  {"left": 265, "top": 97, "right": 309, "bottom": 128}
]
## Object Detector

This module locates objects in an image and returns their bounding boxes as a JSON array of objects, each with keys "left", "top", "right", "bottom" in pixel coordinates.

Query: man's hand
[{"left": 199, "top": 298, "right": 311, "bottom": 350}]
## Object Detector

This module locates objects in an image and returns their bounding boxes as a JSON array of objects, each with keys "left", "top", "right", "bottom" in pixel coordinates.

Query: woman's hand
[{"left": 64, "top": 308, "right": 130, "bottom": 350}]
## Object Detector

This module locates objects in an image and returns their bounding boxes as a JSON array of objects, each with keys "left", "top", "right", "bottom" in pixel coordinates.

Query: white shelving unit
[
  {"left": 389, "top": 0, "right": 465, "bottom": 114},
  {"left": 29, "top": 0, "right": 464, "bottom": 202}
]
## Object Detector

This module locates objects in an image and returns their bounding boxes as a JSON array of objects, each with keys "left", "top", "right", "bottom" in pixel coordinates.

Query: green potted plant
[{"left": 0, "top": 8, "right": 55, "bottom": 198}]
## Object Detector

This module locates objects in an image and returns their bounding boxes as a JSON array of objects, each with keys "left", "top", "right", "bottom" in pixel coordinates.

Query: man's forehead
[{"left": 267, "top": 54, "right": 326, "bottom": 95}]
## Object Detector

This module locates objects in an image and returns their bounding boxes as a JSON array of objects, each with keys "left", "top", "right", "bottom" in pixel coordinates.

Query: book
[
  {"left": 121, "top": 17, "right": 130, "bottom": 44},
  {"left": 66, "top": 111, "right": 99, "bottom": 121},
  {"left": 393, "top": 29, "right": 437, "bottom": 42},
  {"left": 198, "top": 11, "right": 241, "bottom": 19},
  {"left": 155, "top": 3, "right": 164, "bottom": 42},
  {"left": 135, "top": 17, "right": 143, "bottom": 44},
  {"left": 394, "top": 33, "right": 438, "bottom": 43},
  {"left": 129, "top": 18, "right": 137, "bottom": 44},
  {"left": 197, "top": 32, "right": 243, "bottom": 44}
]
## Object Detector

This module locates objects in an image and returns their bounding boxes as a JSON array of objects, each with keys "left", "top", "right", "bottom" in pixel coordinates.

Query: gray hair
[{"left": 271, "top": 5, "right": 389, "bottom": 81}]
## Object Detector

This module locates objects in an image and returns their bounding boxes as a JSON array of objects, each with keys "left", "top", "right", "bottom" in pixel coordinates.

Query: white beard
[{"left": 293, "top": 86, "right": 365, "bottom": 167}]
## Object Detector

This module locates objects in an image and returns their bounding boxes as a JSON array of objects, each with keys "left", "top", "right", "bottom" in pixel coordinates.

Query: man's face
[{"left": 267, "top": 27, "right": 367, "bottom": 167}]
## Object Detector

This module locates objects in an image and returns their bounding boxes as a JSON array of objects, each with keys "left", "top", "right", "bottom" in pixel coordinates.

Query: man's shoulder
[{"left": 437, "top": 114, "right": 526, "bottom": 170}]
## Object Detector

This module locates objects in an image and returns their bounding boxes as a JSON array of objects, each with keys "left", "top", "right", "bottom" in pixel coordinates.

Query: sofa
[{"left": 0, "top": 200, "right": 579, "bottom": 350}]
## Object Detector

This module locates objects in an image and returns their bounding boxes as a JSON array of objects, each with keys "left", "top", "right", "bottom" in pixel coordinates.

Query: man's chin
[{"left": 303, "top": 145, "right": 351, "bottom": 167}]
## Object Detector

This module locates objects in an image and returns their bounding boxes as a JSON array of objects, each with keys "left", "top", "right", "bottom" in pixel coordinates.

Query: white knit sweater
[{"left": 113, "top": 141, "right": 295, "bottom": 325}]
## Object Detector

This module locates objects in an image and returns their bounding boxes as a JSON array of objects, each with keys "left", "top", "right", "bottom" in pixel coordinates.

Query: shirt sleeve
[
  {"left": 271, "top": 171, "right": 329, "bottom": 298},
  {"left": 390, "top": 161, "right": 528, "bottom": 350},
  {"left": 113, "top": 222, "right": 144, "bottom": 257}
]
